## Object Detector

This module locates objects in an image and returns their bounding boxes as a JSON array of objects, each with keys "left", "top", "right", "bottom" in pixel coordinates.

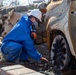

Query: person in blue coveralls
[{"left": 1, "top": 9, "right": 48, "bottom": 63}]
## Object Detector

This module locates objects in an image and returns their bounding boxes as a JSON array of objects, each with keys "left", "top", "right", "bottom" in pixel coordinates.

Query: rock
[{"left": 0, "top": 6, "right": 28, "bottom": 15}]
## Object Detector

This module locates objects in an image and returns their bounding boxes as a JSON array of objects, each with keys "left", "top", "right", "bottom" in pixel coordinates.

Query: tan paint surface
[{"left": 69, "top": 1, "right": 76, "bottom": 55}]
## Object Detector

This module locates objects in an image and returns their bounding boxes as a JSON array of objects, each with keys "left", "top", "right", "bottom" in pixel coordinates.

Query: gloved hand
[{"left": 36, "top": 57, "right": 49, "bottom": 70}]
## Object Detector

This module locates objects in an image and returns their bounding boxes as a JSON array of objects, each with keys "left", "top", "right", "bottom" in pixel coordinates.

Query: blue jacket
[{"left": 1, "top": 15, "right": 42, "bottom": 60}]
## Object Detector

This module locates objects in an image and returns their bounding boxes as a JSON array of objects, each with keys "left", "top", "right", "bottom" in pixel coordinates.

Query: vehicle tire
[{"left": 51, "top": 34, "right": 71, "bottom": 70}]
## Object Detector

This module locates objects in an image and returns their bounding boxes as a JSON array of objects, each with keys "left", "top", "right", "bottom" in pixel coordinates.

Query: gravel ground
[
  {"left": 24, "top": 43, "right": 55, "bottom": 75},
  {"left": 0, "top": 43, "right": 76, "bottom": 75},
  {"left": 35, "top": 43, "right": 50, "bottom": 59},
  {"left": 25, "top": 43, "right": 76, "bottom": 75}
]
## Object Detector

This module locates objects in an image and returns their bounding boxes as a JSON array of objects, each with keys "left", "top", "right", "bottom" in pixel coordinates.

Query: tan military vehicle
[{"left": 44, "top": 0, "right": 76, "bottom": 70}]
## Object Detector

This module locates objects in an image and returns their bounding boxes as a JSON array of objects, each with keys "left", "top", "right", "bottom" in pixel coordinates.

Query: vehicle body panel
[
  {"left": 69, "top": 1, "right": 76, "bottom": 56},
  {"left": 46, "top": 0, "right": 76, "bottom": 57}
]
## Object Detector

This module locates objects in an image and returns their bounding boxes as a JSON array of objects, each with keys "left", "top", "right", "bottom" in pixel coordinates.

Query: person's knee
[
  {"left": 1, "top": 42, "right": 22, "bottom": 54},
  {"left": 11, "top": 43, "right": 23, "bottom": 52}
]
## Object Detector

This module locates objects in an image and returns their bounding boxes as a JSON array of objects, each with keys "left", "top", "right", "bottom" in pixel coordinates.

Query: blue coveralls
[{"left": 1, "top": 15, "right": 42, "bottom": 62}]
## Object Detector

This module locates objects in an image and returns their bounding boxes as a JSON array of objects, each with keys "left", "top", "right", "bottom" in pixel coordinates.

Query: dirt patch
[{"left": 0, "top": 43, "right": 76, "bottom": 75}]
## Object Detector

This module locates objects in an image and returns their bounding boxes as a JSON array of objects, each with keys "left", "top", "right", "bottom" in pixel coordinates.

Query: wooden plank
[
  {"left": 1, "top": 65, "right": 24, "bottom": 75},
  {"left": 1, "top": 65, "right": 23, "bottom": 71},
  {"left": 6, "top": 67, "right": 35, "bottom": 75},
  {"left": 25, "top": 72, "right": 44, "bottom": 75},
  {"left": 1, "top": 65, "right": 44, "bottom": 75}
]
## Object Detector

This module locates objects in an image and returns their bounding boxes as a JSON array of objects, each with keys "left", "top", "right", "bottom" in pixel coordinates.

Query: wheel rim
[{"left": 51, "top": 35, "right": 68, "bottom": 70}]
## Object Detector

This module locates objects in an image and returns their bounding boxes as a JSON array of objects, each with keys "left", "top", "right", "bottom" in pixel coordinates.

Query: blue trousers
[{"left": 1, "top": 42, "right": 28, "bottom": 62}]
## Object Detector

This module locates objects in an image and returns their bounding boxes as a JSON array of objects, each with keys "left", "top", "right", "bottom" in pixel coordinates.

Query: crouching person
[{"left": 1, "top": 9, "right": 48, "bottom": 64}]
